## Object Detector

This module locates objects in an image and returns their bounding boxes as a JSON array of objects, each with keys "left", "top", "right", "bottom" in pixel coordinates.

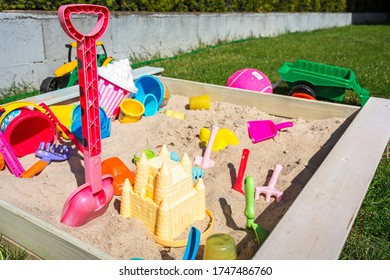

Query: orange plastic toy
[{"left": 101, "top": 156, "right": 135, "bottom": 196}]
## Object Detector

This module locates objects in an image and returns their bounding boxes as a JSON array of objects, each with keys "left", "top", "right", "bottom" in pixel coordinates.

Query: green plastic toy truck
[{"left": 277, "top": 59, "right": 370, "bottom": 106}]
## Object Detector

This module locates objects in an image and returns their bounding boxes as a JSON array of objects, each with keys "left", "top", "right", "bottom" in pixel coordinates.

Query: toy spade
[
  {"left": 194, "top": 125, "right": 219, "bottom": 168},
  {"left": 247, "top": 120, "right": 293, "bottom": 143},
  {"left": 244, "top": 176, "right": 268, "bottom": 245},
  {"left": 58, "top": 4, "right": 114, "bottom": 227},
  {"left": 182, "top": 227, "right": 201, "bottom": 260}
]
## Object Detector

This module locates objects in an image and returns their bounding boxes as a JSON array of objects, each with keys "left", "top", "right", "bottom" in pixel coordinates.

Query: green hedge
[{"left": 1, "top": 0, "right": 389, "bottom": 12}]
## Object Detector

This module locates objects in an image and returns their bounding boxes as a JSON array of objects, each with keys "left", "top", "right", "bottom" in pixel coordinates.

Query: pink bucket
[{"left": 98, "top": 76, "right": 133, "bottom": 121}]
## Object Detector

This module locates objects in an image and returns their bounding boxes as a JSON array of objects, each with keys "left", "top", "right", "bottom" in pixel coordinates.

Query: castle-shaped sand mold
[{"left": 120, "top": 144, "right": 213, "bottom": 247}]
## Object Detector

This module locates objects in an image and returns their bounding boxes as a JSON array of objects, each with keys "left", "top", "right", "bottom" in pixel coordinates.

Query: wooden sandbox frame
[{"left": 0, "top": 67, "right": 389, "bottom": 260}]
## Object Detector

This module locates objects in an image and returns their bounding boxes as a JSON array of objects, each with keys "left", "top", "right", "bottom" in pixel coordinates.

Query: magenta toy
[
  {"left": 247, "top": 120, "right": 293, "bottom": 143},
  {"left": 0, "top": 129, "right": 24, "bottom": 177},
  {"left": 58, "top": 4, "right": 114, "bottom": 227}
]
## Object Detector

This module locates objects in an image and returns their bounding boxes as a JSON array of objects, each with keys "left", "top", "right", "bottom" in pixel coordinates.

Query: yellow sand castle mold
[{"left": 120, "top": 144, "right": 214, "bottom": 247}]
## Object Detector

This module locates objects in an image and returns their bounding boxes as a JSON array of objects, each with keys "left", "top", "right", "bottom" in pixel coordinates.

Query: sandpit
[{"left": 0, "top": 94, "right": 350, "bottom": 260}]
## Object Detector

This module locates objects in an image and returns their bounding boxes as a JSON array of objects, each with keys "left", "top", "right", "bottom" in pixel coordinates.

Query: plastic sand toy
[
  {"left": 199, "top": 127, "right": 239, "bottom": 151},
  {"left": 194, "top": 125, "right": 219, "bottom": 168},
  {"left": 98, "top": 59, "right": 138, "bottom": 120},
  {"left": 58, "top": 4, "right": 114, "bottom": 227},
  {"left": 22, "top": 142, "right": 72, "bottom": 178},
  {"left": 255, "top": 164, "right": 284, "bottom": 203},
  {"left": 244, "top": 176, "right": 268, "bottom": 245},
  {"left": 120, "top": 144, "right": 214, "bottom": 247},
  {"left": 203, "top": 233, "right": 237, "bottom": 260},
  {"left": 0, "top": 129, "right": 24, "bottom": 177},
  {"left": 189, "top": 94, "right": 210, "bottom": 110},
  {"left": 232, "top": 148, "right": 250, "bottom": 194},
  {"left": 278, "top": 59, "right": 370, "bottom": 106},
  {"left": 247, "top": 120, "right": 293, "bottom": 143}
]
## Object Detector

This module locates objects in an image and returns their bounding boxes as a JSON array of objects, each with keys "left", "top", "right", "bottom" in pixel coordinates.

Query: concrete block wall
[{"left": 0, "top": 11, "right": 388, "bottom": 91}]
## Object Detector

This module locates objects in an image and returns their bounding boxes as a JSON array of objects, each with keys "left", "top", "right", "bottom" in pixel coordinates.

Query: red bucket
[{"left": 0, "top": 102, "right": 55, "bottom": 157}]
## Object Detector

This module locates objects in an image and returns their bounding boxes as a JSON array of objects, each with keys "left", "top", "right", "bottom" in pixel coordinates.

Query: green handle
[{"left": 244, "top": 176, "right": 256, "bottom": 229}]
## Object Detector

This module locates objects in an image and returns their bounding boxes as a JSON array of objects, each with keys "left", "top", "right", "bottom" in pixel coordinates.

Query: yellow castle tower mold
[
  {"left": 194, "top": 178, "right": 206, "bottom": 221},
  {"left": 180, "top": 152, "right": 192, "bottom": 177},
  {"left": 120, "top": 178, "right": 132, "bottom": 218},
  {"left": 123, "top": 144, "right": 207, "bottom": 243},
  {"left": 134, "top": 153, "right": 148, "bottom": 194}
]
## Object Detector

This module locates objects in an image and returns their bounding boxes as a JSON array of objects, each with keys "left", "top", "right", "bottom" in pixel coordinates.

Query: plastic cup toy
[
  {"left": 189, "top": 94, "right": 210, "bottom": 110},
  {"left": 118, "top": 98, "right": 145, "bottom": 123},
  {"left": 142, "top": 93, "right": 158, "bottom": 116},
  {"left": 134, "top": 75, "right": 164, "bottom": 111},
  {"left": 203, "top": 233, "right": 237, "bottom": 260}
]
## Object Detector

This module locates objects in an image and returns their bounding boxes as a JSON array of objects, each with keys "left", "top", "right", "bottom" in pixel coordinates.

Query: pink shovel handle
[
  {"left": 58, "top": 4, "right": 109, "bottom": 193},
  {"left": 268, "top": 164, "right": 283, "bottom": 189},
  {"left": 58, "top": 4, "right": 109, "bottom": 42},
  {"left": 203, "top": 125, "right": 219, "bottom": 159},
  {"left": 275, "top": 121, "right": 294, "bottom": 131},
  {"left": 58, "top": 4, "right": 108, "bottom": 158}
]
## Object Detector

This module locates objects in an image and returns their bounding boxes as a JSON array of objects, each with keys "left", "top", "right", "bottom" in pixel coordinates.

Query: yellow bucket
[
  {"left": 189, "top": 94, "right": 210, "bottom": 110},
  {"left": 118, "top": 99, "right": 145, "bottom": 123}
]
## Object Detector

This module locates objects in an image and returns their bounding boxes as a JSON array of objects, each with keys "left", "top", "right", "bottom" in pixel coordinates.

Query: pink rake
[{"left": 255, "top": 164, "right": 284, "bottom": 203}]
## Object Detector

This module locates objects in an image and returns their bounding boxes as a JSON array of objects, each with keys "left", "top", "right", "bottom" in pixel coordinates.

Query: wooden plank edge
[
  {"left": 157, "top": 76, "right": 360, "bottom": 120},
  {"left": 252, "top": 97, "right": 390, "bottom": 259},
  {"left": 20, "top": 66, "right": 164, "bottom": 106},
  {"left": 0, "top": 198, "right": 115, "bottom": 260}
]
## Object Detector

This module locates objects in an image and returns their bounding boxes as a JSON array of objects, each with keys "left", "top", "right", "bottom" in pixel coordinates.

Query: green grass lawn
[{"left": 141, "top": 23, "right": 390, "bottom": 260}]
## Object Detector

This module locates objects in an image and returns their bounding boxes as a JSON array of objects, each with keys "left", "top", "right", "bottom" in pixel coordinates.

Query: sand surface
[{"left": 0, "top": 94, "right": 351, "bottom": 260}]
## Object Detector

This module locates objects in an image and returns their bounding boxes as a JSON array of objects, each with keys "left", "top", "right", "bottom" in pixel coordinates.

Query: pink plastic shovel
[
  {"left": 247, "top": 120, "right": 293, "bottom": 144},
  {"left": 232, "top": 148, "right": 250, "bottom": 195},
  {"left": 58, "top": 4, "right": 114, "bottom": 227},
  {"left": 194, "top": 125, "right": 219, "bottom": 168},
  {"left": 255, "top": 164, "right": 283, "bottom": 203}
]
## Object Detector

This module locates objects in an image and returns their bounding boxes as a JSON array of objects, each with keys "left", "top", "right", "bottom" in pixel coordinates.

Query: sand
[{"left": 0, "top": 94, "right": 351, "bottom": 260}]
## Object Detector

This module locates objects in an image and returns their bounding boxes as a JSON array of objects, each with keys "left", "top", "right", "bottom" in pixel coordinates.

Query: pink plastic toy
[
  {"left": 247, "top": 120, "right": 294, "bottom": 143},
  {"left": 232, "top": 148, "right": 250, "bottom": 195},
  {"left": 255, "top": 164, "right": 283, "bottom": 203},
  {"left": 226, "top": 68, "right": 273, "bottom": 94},
  {"left": 58, "top": 4, "right": 114, "bottom": 227},
  {"left": 194, "top": 125, "right": 219, "bottom": 168},
  {"left": 0, "top": 129, "right": 24, "bottom": 177}
]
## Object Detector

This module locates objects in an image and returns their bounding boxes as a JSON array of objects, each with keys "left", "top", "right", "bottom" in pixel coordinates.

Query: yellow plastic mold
[{"left": 199, "top": 127, "right": 239, "bottom": 151}]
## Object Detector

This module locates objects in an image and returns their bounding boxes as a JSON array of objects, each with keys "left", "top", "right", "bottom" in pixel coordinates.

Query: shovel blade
[
  {"left": 194, "top": 156, "right": 215, "bottom": 168},
  {"left": 252, "top": 223, "right": 268, "bottom": 245},
  {"left": 60, "top": 175, "right": 114, "bottom": 227},
  {"left": 247, "top": 120, "right": 276, "bottom": 143}
]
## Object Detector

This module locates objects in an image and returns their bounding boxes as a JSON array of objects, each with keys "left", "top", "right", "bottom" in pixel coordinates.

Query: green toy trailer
[{"left": 277, "top": 59, "right": 370, "bottom": 106}]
